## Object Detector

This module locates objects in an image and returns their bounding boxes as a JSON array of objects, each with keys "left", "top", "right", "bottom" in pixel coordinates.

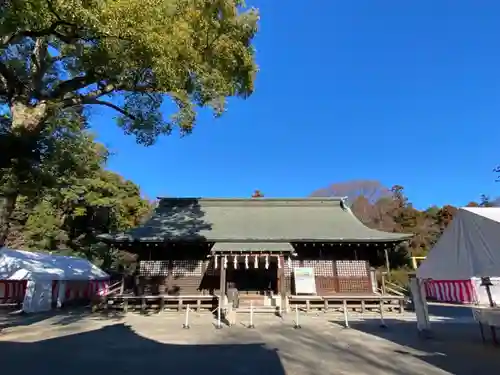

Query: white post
[
  {"left": 343, "top": 300, "right": 349, "bottom": 328},
  {"left": 248, "top": 301, "right": 255, "bottom": 328},
  {"left": 379, "top": 299, "right": 387, "bottom": 328},
  {"left": 215, "top": 298, "right": 222, "bottom": 329},
  {"left": 410, "top": 277, "right": 431, "bottom": 337},
  {"left": 294, "top": 305, "right": 301, "bottom": 329},
  {"left": 183, "top": 304, "right": 190, "bottom": 329}
]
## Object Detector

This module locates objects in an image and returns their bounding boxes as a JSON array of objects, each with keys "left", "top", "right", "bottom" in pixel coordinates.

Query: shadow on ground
[
  {"left": 326, "top": 318, "right": 500, "bottom": 374},
  {"left": 0, "top": 307, "right": 126, "bottom": 330},
  {"left": 0, "top": 323, "right": 285, "bottom": 375}
]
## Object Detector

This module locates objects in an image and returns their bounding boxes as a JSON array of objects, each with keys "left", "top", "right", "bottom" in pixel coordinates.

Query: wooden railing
[
  {"left": 378, "top": 272, "right": 409, "bottom": 297},
  {"left": 105, "top": 281, "right": 124, "bottom": 296},
  {"left": 384, "top": 281, "right": 407, "bottom": 297}
]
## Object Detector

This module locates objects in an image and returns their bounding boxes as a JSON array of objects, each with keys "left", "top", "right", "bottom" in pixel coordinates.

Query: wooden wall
[
  {"left": 139, "top": 259, "right": 218, "bottom": 295},
  {"left": 133, "top": 241, "right": 377, "bottom": 296},
  {"left": 283, "top": 259, "right": 372, "bottom": 295},
  {"left": 139, "top": 258, "right": 372, "bottom": 296}
]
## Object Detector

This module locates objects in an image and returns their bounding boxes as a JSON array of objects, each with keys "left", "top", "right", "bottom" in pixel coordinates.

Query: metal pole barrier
[
  {"left": 294, "top": 305, "right": 301, "bottom": 329},
  {"left": 183, "top": 304, "right": 190, "bottom": 329},
  {"left": 343, "top": 300, "right": 349, "bottom": 328},
  {"left": 248, "top": 301, "right": 255, "bottom": 328},
  {"left": 379, "top": 299, "right": 387, "bottom": 329}
]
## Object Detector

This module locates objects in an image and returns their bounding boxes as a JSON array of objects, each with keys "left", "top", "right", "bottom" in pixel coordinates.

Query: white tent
[
  {"left": 0, "top": 248, "right": 108, "bottom": 313},
  {"left": 417, "top": 207, "right": 500, "bottom": 304}
]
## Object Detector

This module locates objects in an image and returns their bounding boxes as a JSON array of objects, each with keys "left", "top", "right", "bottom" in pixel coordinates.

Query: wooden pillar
[
  {"left": 166, "top": 259, "right": 174, "bottom": 295},
  {"left": 384, "top": 247, "right": 391, "bottom": 280},
  {"left": 381, "top": 271, "right": 387, "bottom": 294},
  {"left": 219, "top": 255, "right": 227, "bottom": 308}
]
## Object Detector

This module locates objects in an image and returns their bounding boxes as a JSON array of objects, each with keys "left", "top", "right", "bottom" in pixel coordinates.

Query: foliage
[
  {"left": 2, "top": 99, "right": 151, "bottom": 267},
  {"left": 6, "top": 168, "right": 152, "bottom": 269},
  {"left": 1, "top": 0, "right": 259, "bottom": 142},
  {"left": 1, "top": 106, "right": 105, "bottom": 196},
  {"left": 0, "top": 0, "right": 259, "bottom": 245},
  {"left": 311, "top": 179, "right": 498, "bottom": 269}
]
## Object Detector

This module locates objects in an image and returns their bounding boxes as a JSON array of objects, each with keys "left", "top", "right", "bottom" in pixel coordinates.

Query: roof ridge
[
  {"left": 157, "top": 197, "right": 347, "bottom": 201},
  {"left": 157, "top": 197, "right": 348, "bottom": 208}
]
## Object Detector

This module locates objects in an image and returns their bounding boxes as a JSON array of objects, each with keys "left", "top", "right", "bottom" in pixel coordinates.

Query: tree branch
[
  {"left": 82, "top": 83, "right": 118, "bottom": 100},
  {"left": 31, "top": 38, "right": 49, "bottom": 98},
  {"left": 46, "top": 75, "right": 95, "bottom": 100},
  {"left": 83, "top": 98, "right": 137, "bottom": 120},
  {"left": 0, "top": 61, "right": 22, "bottom": 99},
  {"left": 1, "top": 21, "right": 75, "bottom": 48},
  {"left": 63, "top": 95, "right": 136, "bottom": 120}
]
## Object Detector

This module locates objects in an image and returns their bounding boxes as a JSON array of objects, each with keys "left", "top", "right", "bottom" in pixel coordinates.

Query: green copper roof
[{"left": 99, "top": 197, "right": 412, "bottom": 243}]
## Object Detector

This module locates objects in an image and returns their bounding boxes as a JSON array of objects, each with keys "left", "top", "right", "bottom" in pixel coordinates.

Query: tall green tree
[
  {"left": 10, "top": 170, "right": 152, "bottom": 269},
  {"left": 1, "top": 107, "right": 106, "bottom": 244},
  {"left": 0, "top": 0, "right": 259, "bottom": 245}
]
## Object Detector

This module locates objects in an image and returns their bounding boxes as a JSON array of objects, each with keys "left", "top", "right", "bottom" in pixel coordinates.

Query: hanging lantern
[
  {"left": 233, "top": 255, "right": 238, "bottom": 269},
  {"left": 265, "top": 255, "right": 269, "bottom": 269},
  {"left": 245, "top": 255, "right": 249, "bottom": 269},
  {"left": 276, "top": 255, "right": 281, "bottom": 269},
  {"left": 223, "top": 255, "right": 228, "bottom": 269},
  {"left": 254, "top": 255, "right": 258, "bottom": 268},
  {"left": 214, "top": 255, "right": 218, "bottom": 269}
]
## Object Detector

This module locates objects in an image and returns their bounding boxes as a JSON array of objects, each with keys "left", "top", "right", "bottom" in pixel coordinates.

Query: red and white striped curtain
[
  {"left": 63, "top": 280, "right": 110, "bottom": 301},
  {"left": 0, "top": 280, "right": 28, "bottom": 303},
  {"left": 424, "top": 279, "right": 477, "bottom": 304}
]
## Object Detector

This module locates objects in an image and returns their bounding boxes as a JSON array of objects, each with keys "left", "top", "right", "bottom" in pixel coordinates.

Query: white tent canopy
[
  {"left": 0, "top": 248, "right": 108, "bottom": 281},
  {"left": 0, "top": 248, "right": 108, "bottom": 313},
  {"left": 417, "top": 207, "right": 500, "bottom": 280}
]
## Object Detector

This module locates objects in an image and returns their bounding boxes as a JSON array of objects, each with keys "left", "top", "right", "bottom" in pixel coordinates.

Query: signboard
[{"left": 293, "top": 267, "right": 317, "bottom": 295}]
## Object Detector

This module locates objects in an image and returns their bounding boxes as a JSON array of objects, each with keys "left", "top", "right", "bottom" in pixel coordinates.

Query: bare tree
[{"left": 310, "top": 180, "right": 391, "bottom": 205}]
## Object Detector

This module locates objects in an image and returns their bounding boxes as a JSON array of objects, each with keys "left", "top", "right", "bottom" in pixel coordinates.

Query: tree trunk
[{"left": 0, "top": 192, "right": 18, "bottom": 247}]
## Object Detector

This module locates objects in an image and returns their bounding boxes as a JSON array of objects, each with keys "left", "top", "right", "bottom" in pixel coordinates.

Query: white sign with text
[{"left": 293, "top": 267, "right": 317, "bottom": 294}]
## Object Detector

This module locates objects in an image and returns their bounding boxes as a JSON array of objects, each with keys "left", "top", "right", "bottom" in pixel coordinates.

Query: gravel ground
[{"left": 1, "top": 309, "right": 499, "bottom": 375}]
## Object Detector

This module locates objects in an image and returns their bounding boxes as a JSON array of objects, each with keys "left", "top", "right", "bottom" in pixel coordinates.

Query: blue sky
[{"left": 92, "top": 1, "right": 500, "bottom": 209}]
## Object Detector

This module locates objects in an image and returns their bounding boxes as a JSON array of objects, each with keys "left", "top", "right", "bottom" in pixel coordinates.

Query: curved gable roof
[{"left": 100, "top": 197, "right": 412, "bottom": 243}]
